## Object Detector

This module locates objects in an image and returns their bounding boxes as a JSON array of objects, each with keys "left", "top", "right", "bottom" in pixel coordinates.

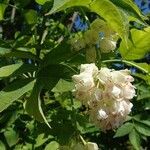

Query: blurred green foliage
[{"left": 0, "top": 0, "right": 150, "bottom": 149}]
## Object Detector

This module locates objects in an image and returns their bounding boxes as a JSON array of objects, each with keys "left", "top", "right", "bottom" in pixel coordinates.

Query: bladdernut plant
[{"left": 72, "top": 64, "right": 136, "bottom": 131}]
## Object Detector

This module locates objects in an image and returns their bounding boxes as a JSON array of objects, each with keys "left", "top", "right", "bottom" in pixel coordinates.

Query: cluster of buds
[{"left": 72, "top": 64, "right": 136, "bottom": 131}]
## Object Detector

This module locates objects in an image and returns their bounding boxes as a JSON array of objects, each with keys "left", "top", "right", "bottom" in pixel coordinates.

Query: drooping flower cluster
[{"left": 72, "top": 64, "right": 136, "bottom": 131}]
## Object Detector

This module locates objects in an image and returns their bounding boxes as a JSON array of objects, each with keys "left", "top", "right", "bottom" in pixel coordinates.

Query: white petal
[
  {"left": 111, "top": 86, "right": 121, "bottom": 98},
  {"left": 98, "top": 109, "right": 108, "bottom": 119}
]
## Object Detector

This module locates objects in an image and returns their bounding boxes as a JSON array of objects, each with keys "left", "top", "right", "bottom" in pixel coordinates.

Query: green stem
[
  {"left": 79, "top": 135, "right": 86, "bottom": 145},
  {"left": 69, "top": 91, "right": 77, "bottom": 127},
  {"left": 102, "top": 59, "right": 149, "bottom": 74}
]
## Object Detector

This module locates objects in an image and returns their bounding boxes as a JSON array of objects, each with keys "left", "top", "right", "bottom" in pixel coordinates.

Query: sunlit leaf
[
  {"left": 0, "top": 79, "right": 35, "bottom": 112},
  {"left": 0, "top": 0, "right": 9, "bottom": 20},
  {"left": 47, "top": 0, "right": 129, "bottom": 43},
  {"left": 35, "top": 0, "right": 52, "bottom": 5},
  {"left": 35, "top": 133, "right": 50, "bottom": 148},
  {"left": 44, "top": 141, "right": 59, "bottom": 150},
  {"left": 110, "top": 0, "right": 147, "bottom": 23},
  {"left": 120, "top": 27, "right": 150, "bottom": 60},
  {"left": 47, "top": 0, "right": 90, "bottom": 14},
  {"left": 0, "top": 63, "right": 22, "bottom": 78},
  {"left": 52, "top": 79, "right": 74, "bottom": 93}
]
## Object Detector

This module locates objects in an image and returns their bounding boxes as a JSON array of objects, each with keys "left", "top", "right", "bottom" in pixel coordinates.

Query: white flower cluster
[{"left": 72, "top": 64, "right": 136, "bottom": 131}]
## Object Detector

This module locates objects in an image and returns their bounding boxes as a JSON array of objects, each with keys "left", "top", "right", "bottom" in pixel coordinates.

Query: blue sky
[{"left": 134, "top": 0, "right": 150, "bottom": 14}]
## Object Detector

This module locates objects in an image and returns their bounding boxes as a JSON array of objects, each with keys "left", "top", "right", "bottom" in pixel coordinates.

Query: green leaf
[
  {"left": 110, "top": 0, "right": 146, "bottom": 23},
  {"left": 129, "top": 129, "right": 141, "bottom": 150},
  {"left": 0, "top": 0, "right": 9, "bottom": 20},
  {"left": 0, "top": 47, "right": 11, "bottom": 56},
  {"left": 26, "top": 64, "right": 74, "bottom": 124},
  {"left": 0, "top": 141, "right": 6, "bottom": 150},
  {"left": 44, "top": 141, "right": 59, "bottom": 150},
  {"left": 47, "top": 0, "right": 129, "bottom": 44},
  {"left": 25, "top": 65, "right": 69, "bottom": 127},
  {"left": 136, "top": 82, "right": 150, "bottom": 100},
  {"left": 114, "top": 122, "right": 133, "bottom": 137},
  {"left": 131, "top": 62, "right": 150, "bottom": 74},
  {"left": 52, "top": 79, "right": 74, "bottom": 93},
  {"left": 42, "top": 42, "right": 74, "bottom": 65},
  {"left": 35, "top": 0, "right": 51, "bottom": 5},
  {"left": 0, "top": 49, "right": 40, "bottom": 61},
  {"left": 47, "top": 0, "right": 90, "bottom": 14},
  {"left": 24, "top": 9, "right": 38, "bottom": 24},
  {"left": 37, "top": 64, "right": 74, "bottom": 89},
  {"left": 90, "top": 0, "right": 129, "bottom": 44},
  {"left": 120, "top": 27, "right": 150, "bottom": 60},
  {"left": 4, "top": 128, "right": 19, "bottom": 147},
  {"left": 35, "top": 133, "right": 50, "bottom": 148},
  {"left": 0, "top": 63, "right": 37, "bottom": 79},
  {"left": 135, "top": 122, "right": 150, "bottom": 136},
  {"left": 0, "top": 79, "right": 35, "bottom": 112},
  {"left": 133, "top": 114, "right": 150, "bottom": 127},
  {"left": 0, "top": 63, "right": 22, "bottom": 78},
  {"left": 25, "top": 82, "right": 51, "bottom": 128}
]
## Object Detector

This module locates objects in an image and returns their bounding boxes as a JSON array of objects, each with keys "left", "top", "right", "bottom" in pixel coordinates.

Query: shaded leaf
[
  {"left": 37, "top": 64, "right": 74, "bottom": 89},
  {"left": 0, "top": 141, "right": 6, "bottom": 150},
  {"left": 0, "top": 49, "right": 40, "bottom": 61},
  {"left": 24, "top": 9, "right": 38, "bottom": 24},
  {"left": 135, "top": 122, "right": 150, "bottom": 136},
  {"left": 4, "top": 128, "right": 19, "bottom": 147},
  {"left": 25, "top": 65, "right": 72, "bottom": 127},
  {"left": 129, "top": 129, "right": 141, "bottom": 150},
  {"left": 42, "top": 42, "right": 74, "bottom": 65},
  {"left": 25, "top": 81, "right": 51, "bottom": 128},
  {"left": 114, "top": 122, "right": 133, "bottom": 137},
  {"left": 0, "top": 47, "right": 11, "bottom": 56}
]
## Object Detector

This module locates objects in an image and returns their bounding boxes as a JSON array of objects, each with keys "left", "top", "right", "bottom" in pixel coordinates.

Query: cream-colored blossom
[
  {"left": 80, "top": 63, "right": 98, "bottom": 75},
  {"left": 72, "top": 64, "right": 136, "bottom": 131}
]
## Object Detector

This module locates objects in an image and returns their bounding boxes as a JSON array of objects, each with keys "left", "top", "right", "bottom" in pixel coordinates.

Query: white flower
[
  {"left": 122, "top": 83, "right": 136, "bottom": 99},
  {"left": 80, "top": 63, "right": 98, "bottom": 76},
  {"left": 97, "top": 67, "right": 111, "bottom": 84},
  {"left": 111, "top": 69, "right": 134, "bottom": 84},
  {"left": 72, "top": 64, "right": 136, "bottom": 131},
  {"left": 73, "top": 73, "right": 95, "bottom": 92}
]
